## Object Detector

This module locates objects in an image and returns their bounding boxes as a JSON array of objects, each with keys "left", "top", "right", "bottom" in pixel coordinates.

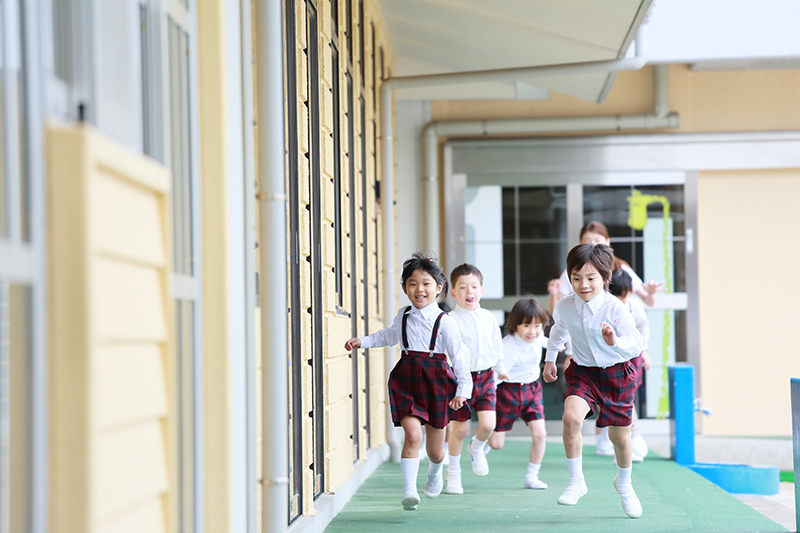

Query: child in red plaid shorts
[
  {"left": 543, "top": 244, "right": 644, "bottom": 518},
  {"left": 487, "top": 297, "right": 550, "bottom": 490},
  {"left": 345, "top": 252, "right": 472, "bottom": 511},
  {"left": 445, "top": 264, "right": 508, "bottom": 494}
]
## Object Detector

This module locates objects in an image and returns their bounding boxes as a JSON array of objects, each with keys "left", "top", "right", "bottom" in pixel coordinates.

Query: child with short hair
[
  {"left": 487, "top": 297, "right": 550, "bottom": 490},
  {"left": 344, "top": 252, "right": 472, "bottom": 511},
  {"left": 445, "top": 264, "right": 508, "bottom": 494},
  {"left": 543, "top": 243, "right": 644, "bottom": 519}
]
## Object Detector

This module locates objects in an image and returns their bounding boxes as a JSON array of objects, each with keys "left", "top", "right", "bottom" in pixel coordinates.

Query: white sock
[
  {"left": 566, "top": 456, "right": 585, "bottom": 484},
  {"left": 444, "top": 442, "right": 449, "bottom": 456},
  {"left": 448, "top": 454, "right": 462, "bottom": 472},
  {"left": 616, "top": 465, "right": 632, "bottom": 488},
  {"left": 597, "top": 426, "right": 610, "bottom": 441},
  {"left": 527, "top": 463, "right": 541, "bottom": 477},
  {"left": 401, "top": 458, "right": 420, "bottom": 493},
  {"left": 428, "top": 459, "right": 443, "bottom": 477},
  {"left": 472, "top": 436, "right": 488, "bottom": 453}
]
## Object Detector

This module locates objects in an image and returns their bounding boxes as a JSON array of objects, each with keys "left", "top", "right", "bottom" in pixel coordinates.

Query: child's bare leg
[
  {"left": 528, "top": 419, "right": 546, "bottom": 464},
  {"left": 400, "top": 416, "right": 423, "bottom": 458},
  {"left": 475, "top": 410, "right": 496, "bottom": 443},
  {"left": 608, "top": 425, "right": 633, "bottom": 468},
  {"left": 557, "top": 396, "right": 591, "bottom": 505},
  {"left": 488, "top": 430, "right": 505, "bottom": 451},
  {"left": 425, "top": 426, "right": 446, "bottom": 463},
  {"left": 562, "top": 396, "right": 590, "bottom": 458},
  {"left": 609, "top": 424, "right": 642, "bottom": 518},
  {"left": 447, "top": 420, "right": 469, "bottom": 456}
]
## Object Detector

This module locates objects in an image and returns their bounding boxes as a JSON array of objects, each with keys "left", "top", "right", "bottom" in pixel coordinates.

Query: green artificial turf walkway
[{"left": 325, "top": 441, "right": 788, "bottom": 532}]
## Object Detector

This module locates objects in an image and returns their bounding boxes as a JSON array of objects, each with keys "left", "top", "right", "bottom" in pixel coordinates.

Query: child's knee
[
  {"left": 531, "top": 426, "right": 547, "bottom": 443},
  {"left": 608, "top": 427, "right": 631, "bottom": 447},
  {"left": 562, "top": 411, "right": 583, "bottom": 431},
  {"left": 452, "top": 421, "right": 469, "bottom": 440},
  {"left": 404, "top": 427, "right": 423, "bottom": 448}
]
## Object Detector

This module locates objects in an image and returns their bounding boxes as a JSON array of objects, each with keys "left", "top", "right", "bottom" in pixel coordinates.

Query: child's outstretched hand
[
  {"left": 547, "top": 278, "right": 562, "bottom": 295},
  {"left": 642, "top": 280, "right": 665, "bottom": 295},
  {"left": 496, "top": 372, "right": 510, "bottom": 382},
  {"left": 449, "top": 396, "right": 467, "bottom": 410},
  {"left": 641, "top": 349, "right": 651, "bottom": 370},
  {"left": 600, "top": 322, "right": 617, "bottom": 346},
  {"left": 344, "top": 338, "right": 361, "bottom": 351},
  {"left": 543, "top": 361, "right": 558, "bottom": 382}
]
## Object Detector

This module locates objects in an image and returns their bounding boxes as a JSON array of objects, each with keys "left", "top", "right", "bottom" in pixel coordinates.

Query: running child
[
  {"left": 543, "top": 243, "right": 644, "bottom": 518},
  {"left": 487, "top": 297, "right": 549, "bottom": 490},
  {"left": 445, "top": 264, "right": 508, "bottom": 494},
  {"left": 344, "top": 252, "right": 472, "bottom": 511}
]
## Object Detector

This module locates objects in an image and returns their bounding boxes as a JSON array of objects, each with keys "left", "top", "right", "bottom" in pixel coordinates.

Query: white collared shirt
[
  {"left": 545, "top": 291, "right": 643, "bottom": 368},
  {"left": 358, "top": 303, "right": 473, "bottom": 398},
  {"left": 501, "top": 333, "right": 547, "bottom": 384},
  {"left": 449, "top": 304, "right": 507, "bottom": 375},
  {"left": 558, "top": 263, "right": 643, "bottom": 297}
]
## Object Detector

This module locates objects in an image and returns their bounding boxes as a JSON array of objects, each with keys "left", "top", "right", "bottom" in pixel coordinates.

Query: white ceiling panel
[{"left": 380, "top": 0, "right": 654, "bottom": 103}]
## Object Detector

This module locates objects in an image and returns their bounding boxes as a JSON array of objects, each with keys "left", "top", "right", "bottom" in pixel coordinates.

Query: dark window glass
[
  {"left": 503, "top": 243, "right": 516, "bottom": 296},
  {"left": 502, "top": 188, "right": 515, "bottom": 240},
  {"left": 517, "top": 187, "right": 567, "bottom": 240},
  {"left": 519, "top": 242, "right": 565, "bottom": 295}
]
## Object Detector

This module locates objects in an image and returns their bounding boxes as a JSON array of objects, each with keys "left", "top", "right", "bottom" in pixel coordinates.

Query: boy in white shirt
[
  {"left": 445, "top": 264, "right": 508, "bottom": 494},
  {"left": 543, "top": 244, "right": 644, "bottom": 518}
]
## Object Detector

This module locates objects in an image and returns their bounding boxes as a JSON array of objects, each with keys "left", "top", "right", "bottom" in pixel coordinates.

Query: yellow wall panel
[
  {"left": 94, "top": 344, "right": 168, "bottom": 429},
  {"left": 92, "top": 422, "right": 169, "bottom": 523},
  {"left": 97, "top": 496, "right": 165, "bottom": 533},
  {"left": 325, "top": 440, "right": 356, "bottom": 493},
  {"left": 92, "top": 258, "right": 167, "bottom": 342},
  {"left": 92, "top": 171, "right": 165, "bottom": 267},
  {"left": 48, "top": 125, "right": 172, "bottom": 533},
  {"left": 324, "top": 356, "right": 352, "bottom": 405},
  {"left": 698, "top": 169, "right": 800, "bottom": 436},
  {"left": 325, "top": 399, "right": 353, "bottom": 450}
]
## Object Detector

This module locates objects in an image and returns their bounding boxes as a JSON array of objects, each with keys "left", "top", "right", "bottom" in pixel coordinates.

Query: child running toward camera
[
  {"left": 487, "top": 297, "right": 550, "bottom": 490},
  {"left": 344, "top": 252, "right": 472, "bottom": 511}
]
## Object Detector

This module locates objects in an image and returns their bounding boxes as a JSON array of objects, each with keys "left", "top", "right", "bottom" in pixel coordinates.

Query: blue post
[
  {"left": 791, "top": 378, "right": 799, "bottom": 533},
  {"left": 669, "top": 364, "right": 695, "bottom": 466}
]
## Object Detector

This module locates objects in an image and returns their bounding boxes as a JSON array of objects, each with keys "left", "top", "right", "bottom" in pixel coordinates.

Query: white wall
[{"left": 394, "top": 100, "right": 430, "bottom": 262}]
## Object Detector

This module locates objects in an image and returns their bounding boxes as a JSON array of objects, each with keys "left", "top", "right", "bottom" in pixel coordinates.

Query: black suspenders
[{"left": 401, "top": 306, "right": 446, "bottom": 358}]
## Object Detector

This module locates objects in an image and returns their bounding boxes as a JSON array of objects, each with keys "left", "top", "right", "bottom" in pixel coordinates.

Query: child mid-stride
[
  {"left": 543, "top": 243, "right": 644, "bottom": 519},
  {"left": 344, "top": 252, "right": 472, "bottom": 511},
  {"left": 445, "top": 264, "right": 508, "bottom": 494}
]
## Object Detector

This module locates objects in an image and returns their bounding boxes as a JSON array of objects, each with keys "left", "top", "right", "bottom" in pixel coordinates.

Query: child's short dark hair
[
  {"left": 505, "top": 298, "right": 549, "bottom": 334},
  {"left": 449, "top": 263, "right": 484, "bottom": 287},
  {"left": 566, "top": 243, "right": 614, "bottom": 285},
  {"left": 609, "top": 269, "right": 633, "bottom": 298},
  {"left": 401, "top": 252, "right": 448, "bottom": 294}
]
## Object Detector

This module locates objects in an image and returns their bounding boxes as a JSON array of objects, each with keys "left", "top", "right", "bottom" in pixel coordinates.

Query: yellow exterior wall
[
  {"left": 697, "top": 169, "right": 800, "bottom": 436},
  {"left": 47, "top": 125, "right": 173, "bottom": 533},
  {"left": 255, "top": 0, "right": 393, "bottom": 516},
  {"left": 196, "top": 0, "right": 236, "bottom": 530},
  {"left": 430, "top": 65, "right": 800, "bottom": 135}
]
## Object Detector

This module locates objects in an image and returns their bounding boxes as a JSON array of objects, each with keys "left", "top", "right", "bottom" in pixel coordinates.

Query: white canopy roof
[{"left": 378, "top": 0, "right": 654, "bottom": 103}]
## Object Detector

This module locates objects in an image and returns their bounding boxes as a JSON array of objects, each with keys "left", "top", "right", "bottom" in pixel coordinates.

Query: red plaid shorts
[
  {"left": 388, "top": 351, "right": 456, "bottom": 429},
  {"left": 494, "top": 381, "right": 544, "bottom": 432},
  {"left": 449, "top": 369, "right": 496, "bottom": 422},
  {"left": 565, "top": 360, "right": 638, "bottom": 428}
]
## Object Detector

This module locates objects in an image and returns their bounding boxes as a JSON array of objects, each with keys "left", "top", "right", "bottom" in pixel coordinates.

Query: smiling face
[
  {"left": 570, "top": 262, "right": 607, "bottom": 302},
  {"left": 402, "top": 268, "right": 443, "bottom": 309},
  {"left": 450, "top": 273, "right": 484, "bottom": 311},
  {"left": 516, "top": 320, "right": 544, "bottom": 343}
]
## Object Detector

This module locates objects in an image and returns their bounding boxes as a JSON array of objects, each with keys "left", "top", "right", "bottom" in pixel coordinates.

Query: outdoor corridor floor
[{"left": 324, "top": 441, "right": 789, "bottom": 532}]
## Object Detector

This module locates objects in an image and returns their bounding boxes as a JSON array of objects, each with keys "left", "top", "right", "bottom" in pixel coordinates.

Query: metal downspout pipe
[{"left": 255, "top": 0, "right": 290, "bottom": 530}]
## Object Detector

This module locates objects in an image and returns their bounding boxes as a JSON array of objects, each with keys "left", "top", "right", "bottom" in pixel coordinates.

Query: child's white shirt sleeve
[
  {"left": 439, "top": 317, "right": 473, "bottom": 399},
  {"left": 545, "top": 306, "right": 570, "bottom": 363},
  {"left": 358, "top": 308, "right": 403, "bottom": 349},
  {"left": 490, "top": 315, "right": 507, "bottom": 376}
]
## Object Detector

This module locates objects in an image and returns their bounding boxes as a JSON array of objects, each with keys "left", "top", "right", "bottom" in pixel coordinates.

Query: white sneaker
[
  {"left": 613, "top": 476, "right": 642, "bottom": 518},
  {"left": 445, "top": 470, "right": 464, "bottom": 494},
  {"left": 523, "top": 476, "right": 548, "bottom": 489},
  {"left": 556, "top": 482, "right": 588, "bottom": 505},
  {"left": 424, "top": 469, "right": 443, "bottom": 499},
  {"left": 595, "top": 430, "right": 614, "bottom": 457},
  {"left": 632, "top": 433, "right": 649, "bottom": 458},
  {"left": 442, "top": 454, "right": 449, "bottom": 466},
  {"left": 468, "top": 437, "right": 489, "bottom": 476},
  {"left": 401, "top": 489, "right": 420, "bottom": 510}
]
